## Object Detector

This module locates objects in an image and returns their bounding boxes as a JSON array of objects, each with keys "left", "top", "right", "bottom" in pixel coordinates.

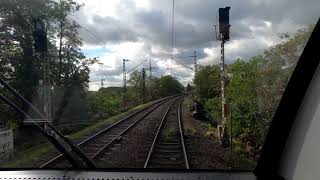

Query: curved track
[
  {"left": 41, "top": 96, "right": 180, "bottom": 168},
  {"left": 144, "top": 98, "right": 189, "bottom": 169}
]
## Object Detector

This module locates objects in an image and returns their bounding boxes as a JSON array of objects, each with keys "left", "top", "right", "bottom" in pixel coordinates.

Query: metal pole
[
  {"left": 230, "top": 103, "right": 233, "bottom": 168},
  {"left": 194, "top": 51, "right": 197, "bottom": 73},
  {"left": 142, "top": 68, "right": 146, "bottom": 102},
  {"left": 194, "top": 51, "right": 199, "bottom": 97},
  {"left": 149, "top": 60, "right": 152, "bottom": 100},
  {"left": 123, "top": 59, "right": 127, "bottom": 111},
  {"left": 220, "top": 39, "right": 230, "bottom": 147},
  {"left": 149, "top": 59, "right": 152, "bottom": 77},
  {"left": 171, "top": 0, "right": 175, "bottom": 76},
  {"left": 42, "top": 52, "right": 51, "bottom": 130},
  {"left": 221, "top": 40, "right": 225, "bottom": 127}
]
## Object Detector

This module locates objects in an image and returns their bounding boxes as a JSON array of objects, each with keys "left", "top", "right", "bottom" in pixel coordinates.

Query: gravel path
[{"left": 181, "top": 96, "right": 231, "bottom": 169}]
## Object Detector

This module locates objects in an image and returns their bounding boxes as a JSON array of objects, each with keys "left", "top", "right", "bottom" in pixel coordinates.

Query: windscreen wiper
[{"left": 0, "top": 77, "right": 96, "bottom": 169}]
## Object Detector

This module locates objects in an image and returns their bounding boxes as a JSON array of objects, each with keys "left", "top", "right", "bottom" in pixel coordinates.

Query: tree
[
  {"left": 51, "top": 0, "right": 83, "bottom": 85},
  {"left": 147, "top": 76, "right": 161, "bottom": 99},
  {"left": 0, "top": 0, "right": 99, "bottom": 127},
  {"left": 127, "top": 70, "right": 143, "bottom": 101},
  {"left": 86, "top": 90, "right": 121, "bottom": 119},
  {"left": 0, "top": 0, "right": 55, "bottom": 114},
  {"left": 158, "top": 75, "right": 184, "bottom": 96},
  {"left": 226, "top": 57, "right": 266, "bottom": 154},
  {"left": 193, "top": 65, "right": 221, "bottom": 101},
  {"left": 193, "top": 65, "right": 221, "bottom": 122},
  {"left": 224, "top": 25, "right": 314, "bottom": 156},
  {"left": 194, "top": 25, "right": 314, "bottom": 157}
]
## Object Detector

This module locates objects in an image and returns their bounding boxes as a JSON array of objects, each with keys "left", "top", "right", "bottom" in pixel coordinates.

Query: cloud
[{"left": 73, "top": 0, "right": 320, "bottom": 90}]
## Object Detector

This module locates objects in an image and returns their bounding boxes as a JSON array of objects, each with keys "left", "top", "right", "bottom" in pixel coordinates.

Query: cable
[
  {"left": 127, "top": 59, "right": 148, "bottom": 74},
  {"left": 172, "top": 58, "right": 194, "bottom": 71},
  {"left": 67, "top": 15, "right": 108, "bottom": 46}
]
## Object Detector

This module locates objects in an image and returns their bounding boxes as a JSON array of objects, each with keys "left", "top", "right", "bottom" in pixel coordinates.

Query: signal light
[
  {"left": 219, "top": 7, "right": 231, "bottom": 41},
  {"left": 33, "top": 18, "right": 48, "bottom": 53}
]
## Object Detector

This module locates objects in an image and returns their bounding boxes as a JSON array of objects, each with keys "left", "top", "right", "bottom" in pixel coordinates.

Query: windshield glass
[{"left": 0, "top": 0, "right": 318, "bottom": 170}]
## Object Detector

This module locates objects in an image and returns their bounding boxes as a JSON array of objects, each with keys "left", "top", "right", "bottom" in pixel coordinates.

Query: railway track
[
  {"left": 41, "top": 95, "right": 180, "bottom": 168},
  {"left": 144, "top": 97, "right": 189, "bottom": 169}
]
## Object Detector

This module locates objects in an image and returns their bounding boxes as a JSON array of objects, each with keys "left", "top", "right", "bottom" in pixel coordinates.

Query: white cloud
[{"left": 74, "top": 0, "right": 319, "bottom": 91}]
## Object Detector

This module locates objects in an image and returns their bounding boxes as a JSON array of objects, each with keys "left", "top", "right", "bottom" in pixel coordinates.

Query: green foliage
[
  {"left": 194, "top": 65, "right": 221, "bottom": 100},
  {"left": 127, "top": 70, "right": 144, "bottom": 101},
  {"left": 127, "top": 72, "right": 184, "bottom": 102},
  {"left": 185, "top": 127, "right": 197, "bottom": 136},
  {"left": 0, "top": 0, "right": 100, "bottom": 128},
  {"left": 204, "top": 97, "right": 221, "bottom": 122},
  {"left": 159, "top": 75, "right": 184, "bottom": 96},
  {"left": 86, "top": 88, "right": 121, "bottom": 118},
  {"left": 194, "top": 25, "right": 314, "bottom": 156}
]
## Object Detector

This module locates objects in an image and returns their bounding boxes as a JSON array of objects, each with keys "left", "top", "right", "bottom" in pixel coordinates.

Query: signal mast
[{"left": 215, "top": 7, "right": 231, "bottom": 147}]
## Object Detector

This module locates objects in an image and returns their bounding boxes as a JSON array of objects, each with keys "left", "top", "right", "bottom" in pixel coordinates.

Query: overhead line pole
[
  {"left": 194, "top": 51, "right": 197, "bottom": 73},
  {"left": 100, "top": 78, "right": 105, "bottom": 88},
  {"left": 123, "top": 59, "right": 129, "bottom": 111},
  {"left": 145, "top": 60, "right": 158, "bottom": 100},
  {"left": 171, "top": 0, "right": 175, "bottom": 75},
  {"left": 149, "top": 59, "right": 152, "bottom": 77},
  {"left": 142, "top": 68, "right": 146, "bottom": 103}
]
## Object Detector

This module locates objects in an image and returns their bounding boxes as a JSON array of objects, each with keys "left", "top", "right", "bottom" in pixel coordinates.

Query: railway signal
[
  {"left": 215, "top": 7, "right": 231, "bottom": 147},
  {"left": 33, "top": 18, "right": 47, "bottom": 53},
  {"left": 219, "top": 7, "right": 231, "bottom": 42},
  {"left": 33, "top": 18, "right": 51, "bottom": 124}
]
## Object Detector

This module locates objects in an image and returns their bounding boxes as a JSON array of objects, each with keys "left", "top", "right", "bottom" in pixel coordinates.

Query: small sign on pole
[{"left": 0, "top": 129, "right": 14, "bottom": 162}]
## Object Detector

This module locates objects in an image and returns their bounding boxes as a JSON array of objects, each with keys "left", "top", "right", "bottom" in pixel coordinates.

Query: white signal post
[{"left": 216, "top": 7, "right": 231, "bottom": 146}]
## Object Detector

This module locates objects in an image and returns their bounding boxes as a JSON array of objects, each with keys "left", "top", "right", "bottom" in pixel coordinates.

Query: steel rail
[
  {"left": 143, "top": 97, "right": 181, "bottom": 168},
  {"left": 41, "top": 95, "right": 179, "bottom": 168},
  {"left": 90, "top": 96, "right": 182, "bottom": 159},
  {"left": 177, "top": 98, "right": 189, "bottom": 169}
]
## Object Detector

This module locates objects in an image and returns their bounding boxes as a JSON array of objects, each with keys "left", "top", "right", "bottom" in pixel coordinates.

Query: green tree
[
  {"left": 226, "top": 57, "right": 266, "bottom": 154},
  {"left": 127, "top": 70, "right": 143, "bottom": 101},
  {"left": 193, "top": 65, "right": 221, "bottom": 101},
  {"left": 159, "top": 75, "right": 184, "bottom": 96},
  {"left": 86, "top": 90, "right": 121, "bottom": 119},
  {"left": 193, "top": 65, "right": 221, "bottom": 122},
  {"left": 0, "top": 0, "right": 99, "bottom": 127}
]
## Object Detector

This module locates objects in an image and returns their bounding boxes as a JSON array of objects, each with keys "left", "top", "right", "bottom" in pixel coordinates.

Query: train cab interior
[{"left": 0, "top": 1, "right": 319, "bottom": 180}]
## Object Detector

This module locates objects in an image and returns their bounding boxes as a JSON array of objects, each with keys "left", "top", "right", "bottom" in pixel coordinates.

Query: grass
[
  {"left": 163, "top": 127, "right": 177, "bottom": 140},
  {"left": 184, "top": 127, "right": 197, "bottom": 136},
  {"left": 0, "top": 100, "right": 156, "bottom": 168},
  {"left": 229, "top": 140, "right": 257, "bottom": 169}
]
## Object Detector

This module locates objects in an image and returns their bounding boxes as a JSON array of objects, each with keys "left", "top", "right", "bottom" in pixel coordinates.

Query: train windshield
[{"left": 0, "top": 0, "right": 319, "bottom": 170}]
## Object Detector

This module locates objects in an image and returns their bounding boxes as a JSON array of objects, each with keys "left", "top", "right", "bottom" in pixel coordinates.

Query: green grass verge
[{"left": 0, "top": 100, "right": 156, "bottom": 168}]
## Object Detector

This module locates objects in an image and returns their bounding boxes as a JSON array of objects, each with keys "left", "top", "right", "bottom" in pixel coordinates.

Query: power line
[
  {"left": 67, "top": 15, "right": 107, "bottom": 46},
  {"left": 171, "top": 58, "right": 194, "bottom": 71},
  {"left": 126, "top": 59, "right": 148, "bottom": 74}
]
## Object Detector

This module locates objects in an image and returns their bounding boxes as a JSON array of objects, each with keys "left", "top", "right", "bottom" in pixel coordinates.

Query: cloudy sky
[{"left": 72, "top": 0, "right": 319, "bottom": 91}]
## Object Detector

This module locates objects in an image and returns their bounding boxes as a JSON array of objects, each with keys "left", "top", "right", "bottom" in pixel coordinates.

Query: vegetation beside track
[
  {"left": 182, "top": 95, "right": 256, "bottom": 169},
  {"left": 193, "top": 25, "right": 314, "bottom": 159},
  {"left": 0, "top": 100, "right": 157, "bottom": 168}
]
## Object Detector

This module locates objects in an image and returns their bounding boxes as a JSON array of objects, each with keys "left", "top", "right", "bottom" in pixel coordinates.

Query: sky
[{"left": 72, "top": 0, "right": 320, "bottom": 91}]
